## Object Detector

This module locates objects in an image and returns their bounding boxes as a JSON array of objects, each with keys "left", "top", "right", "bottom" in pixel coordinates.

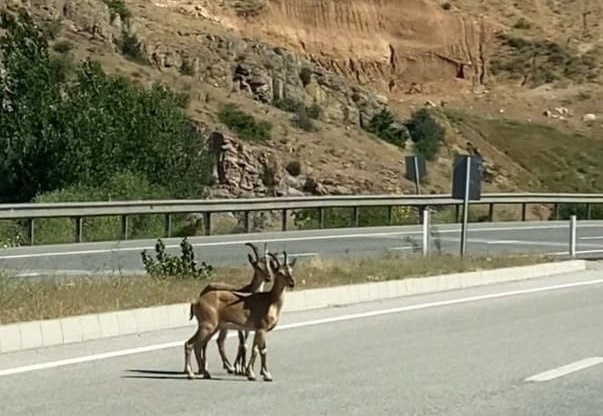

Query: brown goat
[
  {"left": 185, "top": 242, "right": 273, "bottom": 376},
  {"left": 184, "top": 250, "right": 296, "bottom": 381}
]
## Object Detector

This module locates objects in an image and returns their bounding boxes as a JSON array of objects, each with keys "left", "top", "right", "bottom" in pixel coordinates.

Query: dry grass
[{"left": 0, "top": 253, "right": 553, "bottom": 324}]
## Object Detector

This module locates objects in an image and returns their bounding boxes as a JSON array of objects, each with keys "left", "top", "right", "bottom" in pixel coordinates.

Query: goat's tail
[{"left": 188, "top": 302, "right": 195, "bottom": 321}]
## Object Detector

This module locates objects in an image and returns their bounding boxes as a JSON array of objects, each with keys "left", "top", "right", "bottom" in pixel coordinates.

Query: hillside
[{"left": 3, "top": 0, "right": 603, "bottom": 226}]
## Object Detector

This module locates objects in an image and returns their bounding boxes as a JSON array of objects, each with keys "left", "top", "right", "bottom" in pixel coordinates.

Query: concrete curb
[{"left": 0, "top": 259, "right": 588, "bottom": 354}]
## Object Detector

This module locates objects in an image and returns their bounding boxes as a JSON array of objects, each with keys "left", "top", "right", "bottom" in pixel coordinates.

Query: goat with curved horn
[
  {"left": 184, "top": 242, "right": 274, "bottom": 376},
  {"left": 184, "top": 249, "right": 296, "bottom": 381}
]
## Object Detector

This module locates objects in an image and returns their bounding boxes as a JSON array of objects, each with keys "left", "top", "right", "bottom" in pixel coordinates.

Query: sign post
[
  {"left": 452, "top": 154, "right": 483, "bottom": 257},
  {"left": 405, "top": 155, "right": 426, "bottom": 195}
]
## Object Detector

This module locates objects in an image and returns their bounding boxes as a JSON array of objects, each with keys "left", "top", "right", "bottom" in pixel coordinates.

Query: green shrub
[
  {"left": 103, "top": 0, "right": 132, "bottom": 22},
  {"left": 141, "top": 237, "right": 214, "bottom": 280},
  {"left": 366, "top": 108, "right": 409, "bottom": 149},
  {"left": 117, "top": 31, "right": 146, "bottom": 64},
  {"left": 405, "top": 108, "right": 445, "bottom": 161},
  {"left": 299, "top": 66, "right": 312, "bottom": 86},
  {"left": 285, "top": 160, "right": 302, "bottom": 177},
  {"left": 291, "top": 105, "right": 317, "bottom": 132},
  {"left": 218, "top": 103, "right": 272, "bottom": 141},
  {"left": 52, "top": 40, "right": 72, "bottom": 53}
]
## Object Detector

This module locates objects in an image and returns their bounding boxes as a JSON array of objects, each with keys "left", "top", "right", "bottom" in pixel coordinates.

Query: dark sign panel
[{"left": 452, "top": 155, "right": 482, "bottom": 201}]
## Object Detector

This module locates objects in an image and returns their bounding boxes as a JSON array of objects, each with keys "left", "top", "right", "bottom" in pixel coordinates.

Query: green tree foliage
[
  {"left": 0, "top": 8, "right": 212, "bottom": 205},
  {"left": 405, "top": 108, "right": 445, "bottom": 161},
  {"left": 366, "top": 108, "right": 409, "bottom": 149}
]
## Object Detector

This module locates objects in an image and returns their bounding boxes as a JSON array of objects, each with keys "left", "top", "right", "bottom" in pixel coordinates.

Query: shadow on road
[{"left": 122, "top": 369, "right": 249, "bottom": 382}]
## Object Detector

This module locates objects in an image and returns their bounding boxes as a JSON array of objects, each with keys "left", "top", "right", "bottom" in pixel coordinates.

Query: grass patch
[
  {"left": 0, "top": 253, "right": 553, "bottom": 324},
  {"left": 444, "top": 109, "right": 603, "bottom": 192},
  {"left": 491, "top": 33, "right": 601, "bottom": 86},
  {"left": 218, "top": 103, "right": 272, "bottom": 142}
]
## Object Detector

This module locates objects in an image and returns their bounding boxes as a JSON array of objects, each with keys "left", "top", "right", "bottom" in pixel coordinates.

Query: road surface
[
  {"left": 1, "top": 268, "right": 602, "bottom": 415},
  {"left": 2, "top": 220, "right": 603, "bottom": 277}
]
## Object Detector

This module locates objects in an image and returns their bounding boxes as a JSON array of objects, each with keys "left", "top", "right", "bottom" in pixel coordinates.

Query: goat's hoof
[
  {"left": 224, "top": 364, "right": 235, "bottom": 374},
  {"left": 202, "top": 372, "right": 212, "bottom": 379},
  {"left": 186, "top": 372, "right": 196, "bottom": 380},
  {"left": 247, "top": 372, "right": 257, "bottom": 381},
  {"left": 262, "top": 373, "right": 273, "bottom": 382}
]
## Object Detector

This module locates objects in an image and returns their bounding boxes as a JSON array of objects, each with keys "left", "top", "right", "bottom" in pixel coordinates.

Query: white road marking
[
  {"left": 387, "top": 246, "right": 414, "bottom": 251},
  {"left": 1, "top": 277, "right": 603, "bottom": 378},
  {"left": 580, "top": 236, "right": 603, "bottom": 240},
  {"left": 525, "top": 357, "right": 603, "bottom": 382},
  {"left": 548, "top": 248, "right": 603, "bottom": 256},
  {"left": 290, "top": 252, "right": 318, "bottom": 258},
  {"left": 1, "top": 223, "right": 601, "bottom": 260}
]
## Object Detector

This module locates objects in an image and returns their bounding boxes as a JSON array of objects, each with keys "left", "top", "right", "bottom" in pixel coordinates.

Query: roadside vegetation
[
  {"left": 444, "top": 108, "right": 603, "bottom": 220},
  {"left": 0, "top": 8, "right": 213, "bottom": 245},
  {"left": 0, "top": 242, "right": 552, "bottom": 324}
]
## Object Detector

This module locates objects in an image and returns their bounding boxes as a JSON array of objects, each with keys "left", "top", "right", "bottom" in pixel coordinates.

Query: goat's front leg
[
  {"left": 233, "top": 330, "right": 249, "bottom": 375},
  {"left": 246, "top": 330, "right": 271, "bottom": 382}
]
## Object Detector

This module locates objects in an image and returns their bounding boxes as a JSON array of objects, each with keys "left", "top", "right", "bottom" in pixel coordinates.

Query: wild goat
[
  {"left": 184, "top": 250, "right": 296, "bottom": 382},
  {"left": 184, "top": 242, "right": 273, "bottom": 376}
]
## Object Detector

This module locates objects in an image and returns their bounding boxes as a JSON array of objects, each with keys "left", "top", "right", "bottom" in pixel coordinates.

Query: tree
[{"left": 405, "top": 108, "right": 445, "bottom": 161}]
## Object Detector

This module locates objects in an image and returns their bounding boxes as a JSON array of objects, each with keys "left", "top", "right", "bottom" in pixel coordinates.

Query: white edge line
[
  {"left": 1, "top": 223, "right": 601, "bottom": 260},
  {"left": 1, "top": 277, "right": 603, "bottom": 378},
  {"left": 525, "top": 357, "right": 603, "bottom": 382}
]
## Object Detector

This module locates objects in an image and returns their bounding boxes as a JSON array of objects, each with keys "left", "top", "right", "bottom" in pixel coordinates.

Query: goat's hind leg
[
  {"left": 216, "top": 328, "right": 235, "bottom": 374},
  {"left": 185, "top": 324, "right": 217, "bottom": 380}
]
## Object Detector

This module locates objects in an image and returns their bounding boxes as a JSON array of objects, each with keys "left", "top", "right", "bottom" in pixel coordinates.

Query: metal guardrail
[{"left": 0, "top": 192, "right": 601, "bottom": 244}]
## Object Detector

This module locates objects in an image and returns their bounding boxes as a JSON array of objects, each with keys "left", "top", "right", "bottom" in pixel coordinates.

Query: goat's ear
[
  {"left": 247, "top": 253, "right": 256, "bottom": 266},
  {"left": 289, "top": 257, "right": 297, "bottom": 268}
]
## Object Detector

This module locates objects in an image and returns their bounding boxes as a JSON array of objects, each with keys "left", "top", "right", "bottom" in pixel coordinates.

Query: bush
[
  {"left": 141, "top": 237, "right": 214, "bottom": 280},
  {"left": 291, "top": 105, "right": 317, "bottom": 132},
  {"left": 299, "top": 66, "right": 312, "bottom": 86},
  {"left": 405, "top": 108, "right": 445, "bottom": 161},
  {"left": 285, "top": 160, "right": 302, "bottom": 177},
  {"left": 28, "top": 171, "right": 192, "bottom": 244},
  {"left": 103, "top": 0, "right": 132, "bottom": 22},
  {"left": 366, "top": 108, "right": 409, "bottom": 149},
  {"left": 52, "top": 40, "right": 72, "bottom": 53},
  {"left": 117, "top": 31, "right": 146, "bottom": 64},
  {"left": 218, "top": 103, "right": 272, "bottom": 141}
]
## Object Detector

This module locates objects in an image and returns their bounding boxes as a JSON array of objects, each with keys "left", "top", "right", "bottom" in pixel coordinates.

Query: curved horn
[
  {"left": 245, "top": 242, "right": 260, "bottom": 262},
  {"left": 267, "top": 252, "right": 281, "bottom": 269},
  {"left": 283, "top": 251, "right": 289, "bottom": 266}
]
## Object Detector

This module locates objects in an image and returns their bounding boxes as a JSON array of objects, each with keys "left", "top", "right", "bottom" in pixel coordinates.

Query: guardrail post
[
  {"left": 74, "top": 217, "right": 83, "bottom": 243},
  {"left": 164, "top": 214, "right": 172, "bottom": 237},
  {"left": 243, "top": 211, "right": 250, "bottom": 233},
  {"left": 352, "top": 207, "right": 359, "bottom": 227},
  {"left": 554, "top": 203, "right": 560, "bottom": 220},
  {"left": 318, "top": 207, "right": 325, "bottom": 229},
  {"left": 27, "top": 218, "right": 35, "bottom": 246},
  {"left": 521, "top": 203, "right": 527, "bottom": 221},
  {"left": 387, "top": 206, "right": 393, "bottom": 225},
  {"left": 204, "top": 212, "right": 212, "bottom": 236},
  {"left": 281, "top": 209, "right": 288, "bottom": 231},
  {"left": 569, "top": 214, "right": 577, "bottom": 258},
  {"left": 120, "top": 215, "right": 128, "bottom": 240},
  {"left": 455, "top": 204, "right": 461, "bottom": 223},
  {"left": 586, "top": 204, "right": 592, "bottom": 220},
  {"left": 488, "top": 203, "right": 494, "bottom": 222},
  {"left": 422, "top": 208, "right": 430, "bottom": 256}
]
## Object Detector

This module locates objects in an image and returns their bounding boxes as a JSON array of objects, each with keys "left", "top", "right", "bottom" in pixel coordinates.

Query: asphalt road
[
  {"left": 2, "top": 220, "right": 603, "bottom": 277},
  {"left": 1, "top": 268, "right": 602, "bottom": 415}
]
